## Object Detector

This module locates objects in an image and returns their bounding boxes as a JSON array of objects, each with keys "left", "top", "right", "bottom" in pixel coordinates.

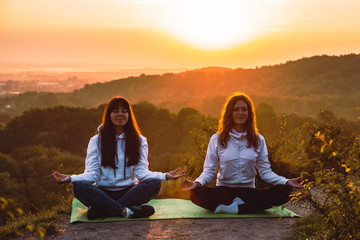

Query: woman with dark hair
[
  {"left": 183, "top": 92, "right": 302, "bottom": 214},
  {"left": 53, "top": 96, "right": 184, "bottom": 219}
]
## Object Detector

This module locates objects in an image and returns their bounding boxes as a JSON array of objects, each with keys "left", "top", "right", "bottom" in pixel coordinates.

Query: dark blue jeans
[{"left": 72, "top": 178, "right": 161, "bottom": 216}]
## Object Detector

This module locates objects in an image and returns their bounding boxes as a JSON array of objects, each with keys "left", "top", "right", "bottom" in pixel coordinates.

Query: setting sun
[
  {"left": 0, "top": 0, "right": 360, "bottom": 68},
  {"left": 166, "top": 0, "right": 262, "bottom": 50}
]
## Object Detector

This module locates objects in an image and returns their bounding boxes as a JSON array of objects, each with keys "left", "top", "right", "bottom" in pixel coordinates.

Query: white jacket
[
  {"left": 70, "top": 133, "right": 167, "bottom": 190},
  {"left": 195, "top": 129, "right": 288, "bottom": 188}
]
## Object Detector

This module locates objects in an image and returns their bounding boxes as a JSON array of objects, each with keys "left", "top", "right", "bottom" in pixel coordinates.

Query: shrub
[{"left": 290, "top": 133, "right": 360, "bottom": 239}]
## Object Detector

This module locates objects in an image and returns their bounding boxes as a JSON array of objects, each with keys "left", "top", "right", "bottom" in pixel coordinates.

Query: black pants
[{"left": 190, "top": 185, "right": 292, "bottom": 213}]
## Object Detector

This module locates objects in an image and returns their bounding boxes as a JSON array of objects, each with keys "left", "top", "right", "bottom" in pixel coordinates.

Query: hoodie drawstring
[{"left": 114, "top": 152, "right": 118, "bottom": 178}]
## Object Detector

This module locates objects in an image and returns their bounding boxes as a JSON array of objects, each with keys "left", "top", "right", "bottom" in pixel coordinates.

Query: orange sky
[{"left": 1, "top": 0, "right": 360, "bottom": 69}]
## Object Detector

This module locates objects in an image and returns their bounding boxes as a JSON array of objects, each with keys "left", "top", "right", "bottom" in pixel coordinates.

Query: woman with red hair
[{"left": 183, "top": 92, "right": 302, "bottom": 214}]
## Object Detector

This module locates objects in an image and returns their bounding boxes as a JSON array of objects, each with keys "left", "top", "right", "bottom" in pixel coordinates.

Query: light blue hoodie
[{"left": 70, "top": 132, "right": 167, "bottom": 191}]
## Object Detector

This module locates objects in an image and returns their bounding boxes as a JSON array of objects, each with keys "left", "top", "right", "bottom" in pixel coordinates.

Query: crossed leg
[{"left": 190, "top": 185, "right": 292, "bottom": 213}]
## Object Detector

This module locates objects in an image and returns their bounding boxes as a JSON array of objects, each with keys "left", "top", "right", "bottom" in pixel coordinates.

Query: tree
[{"left": 256, "top": 102, "right": 279, "bottom": 138}]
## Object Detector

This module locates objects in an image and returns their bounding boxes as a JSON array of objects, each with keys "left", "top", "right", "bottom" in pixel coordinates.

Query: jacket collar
[{"left": 229, "top": 129, "right": 247, "bottom": 140}]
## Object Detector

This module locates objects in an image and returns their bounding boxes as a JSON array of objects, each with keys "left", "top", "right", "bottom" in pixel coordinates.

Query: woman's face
[
  {"left": 110, "top": 105, "right": 129, "bottom": 132},
  {"left": 232, "top": 100, "right": 249, "bottom": 130}
]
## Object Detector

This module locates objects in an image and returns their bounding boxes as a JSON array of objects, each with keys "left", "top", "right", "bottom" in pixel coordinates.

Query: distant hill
[{"left": 1, "top": 54, "right": 360, "bottom": 120}]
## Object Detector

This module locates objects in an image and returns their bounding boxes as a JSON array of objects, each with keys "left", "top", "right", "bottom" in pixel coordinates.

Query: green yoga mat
[{"left": 70, "top": 198, "right": 299, "bottom": 223}]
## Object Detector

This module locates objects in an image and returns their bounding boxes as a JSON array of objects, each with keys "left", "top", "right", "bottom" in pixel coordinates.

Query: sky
[{"left": 1, "top": 0, "right": 360, "bottom": 69}]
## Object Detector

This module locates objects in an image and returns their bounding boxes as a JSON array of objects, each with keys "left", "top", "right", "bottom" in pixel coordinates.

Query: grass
[{"left": 0, "top": 196, "right": 72, "bottom": 240}]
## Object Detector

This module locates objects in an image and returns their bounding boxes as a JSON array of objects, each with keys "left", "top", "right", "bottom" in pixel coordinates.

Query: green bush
[{"left": 290, "top": 134, "right": 360, "bottom": 239}]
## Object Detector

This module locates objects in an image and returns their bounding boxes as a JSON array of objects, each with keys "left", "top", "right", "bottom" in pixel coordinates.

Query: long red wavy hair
[{"left": 218, "top": 92, "right": 259, "bottom": 150}]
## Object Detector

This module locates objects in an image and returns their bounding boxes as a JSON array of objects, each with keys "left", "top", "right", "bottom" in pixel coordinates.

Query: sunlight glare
[{"left": 168, "top": 0, "right": 261, "bottom": 50}]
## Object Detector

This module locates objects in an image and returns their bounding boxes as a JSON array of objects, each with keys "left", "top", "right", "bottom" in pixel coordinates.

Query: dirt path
[
  {"left": 49, "top": 217, "right": 297, "bottom": 240},
  {"left": 46, "top": 204, "right": 308, "bottom": 240}
]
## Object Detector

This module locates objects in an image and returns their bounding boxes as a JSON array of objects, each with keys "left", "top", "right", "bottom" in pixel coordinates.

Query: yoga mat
[{"left": 70, "top": 198, "right": 299, "bottom": 223}]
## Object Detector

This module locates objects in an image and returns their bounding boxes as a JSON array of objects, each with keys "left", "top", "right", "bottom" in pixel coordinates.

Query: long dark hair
[
  {"left": 218, "top": 92, "right": 259, "bottom": 150},
  {"left": 100, "top": 96, "right": 141, "bottom": 168}
]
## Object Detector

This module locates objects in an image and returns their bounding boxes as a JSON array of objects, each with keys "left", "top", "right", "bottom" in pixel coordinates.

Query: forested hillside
[
  {"left": 1, "top": 54, "right": 359, "bottom": 122},
  {"left": 1, "top": 100, "right": 359, "bottom": 211},
  {"left": 1, "top": 98, "right": 360, "bottom": 239}
]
